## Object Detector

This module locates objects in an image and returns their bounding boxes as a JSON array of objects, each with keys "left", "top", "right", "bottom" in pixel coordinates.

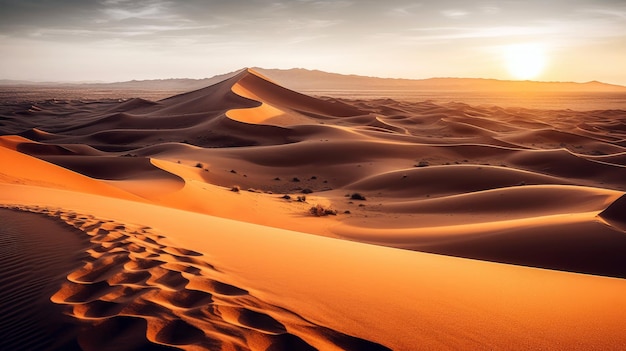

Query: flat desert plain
[{"left": 1, "top": 68, "right": 626, "bottom": 350}]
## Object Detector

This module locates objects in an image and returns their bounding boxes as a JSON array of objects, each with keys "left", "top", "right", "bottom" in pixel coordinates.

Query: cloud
[
  {"left": 480, "top": 6, "right": 500, "bottom": 15},
  {"left": 305, "top": 0, "right": 354, "bottom": 9},
  {"left": 441, "top": 9, "right": 469, "bottom": 19},
  {"left": 428, "top": 25, "right": 555, "bottom": 40},
  {"left": 101, "top": 2, "right": 172, "bottom": 22},
  {"left": 387, "top": 4, "right": 423, "bottom": 17},
  {"left": 578, "top": 7, "right": 626, "bottom": 20}
]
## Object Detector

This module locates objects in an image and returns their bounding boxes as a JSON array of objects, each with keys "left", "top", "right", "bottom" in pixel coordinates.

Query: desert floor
[{"left": 1, "top": 68, "right": 625, "bottom": 350}]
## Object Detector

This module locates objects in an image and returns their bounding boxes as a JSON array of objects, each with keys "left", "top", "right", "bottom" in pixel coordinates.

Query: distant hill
[
  {"left": 253, "top": 68, "right": 626, "bottom": 93},
  {"left": 0, "top": 71, "right": 239, "bottom": 91},
  {"left": 2, "top": 68, "right": 625, "bottom": 94},
  {"left": 0, "top": 79, "right": 61, "bottom": 86},
  {"left": 86, "top": 70, "right": 242, "bottom": 90}
]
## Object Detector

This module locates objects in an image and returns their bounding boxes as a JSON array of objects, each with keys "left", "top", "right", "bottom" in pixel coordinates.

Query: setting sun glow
[{"left": 504, "top": 44, "right": 547, "bottom": 80}]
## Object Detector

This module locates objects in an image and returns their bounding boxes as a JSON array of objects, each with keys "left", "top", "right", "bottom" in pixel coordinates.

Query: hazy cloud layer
[{"left": 0, "top": 0, "right": 624, "bottom": 83}]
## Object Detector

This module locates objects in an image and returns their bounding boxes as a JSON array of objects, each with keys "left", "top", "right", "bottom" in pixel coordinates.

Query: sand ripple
[
  {"left": 0, "top": 208, "right": 86, "bottom": 351},
  {"left": 2, "top": 204, "right": 391, "bottom": 351}
]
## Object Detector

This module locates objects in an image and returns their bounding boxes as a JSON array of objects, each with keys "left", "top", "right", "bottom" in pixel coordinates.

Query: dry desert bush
[{"left": 310, "top": 204, "right": 337, "bottom": 216}]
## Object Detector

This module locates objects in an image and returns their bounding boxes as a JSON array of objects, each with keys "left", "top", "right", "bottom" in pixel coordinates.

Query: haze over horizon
[{"left": 1, "top": 0, "right": 625, "bottom": 85}]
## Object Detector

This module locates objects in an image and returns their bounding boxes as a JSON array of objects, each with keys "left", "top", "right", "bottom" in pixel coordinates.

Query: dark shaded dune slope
[
  {"left": 508, "top": 148, "right": 626, "bottom": 190},
  {"left": 346, "top": 165, "right": 570, "bottom": 197},
  {"left": 38, "top": 155, "right": 184, "bottom": 184},
  {"left": 0, "top": 209, "right": 88, "bottom": 351},
  {"left": 410, "top": 220, "right": 626, "bottom": 279},
  {"left": 599, "top": 193, "right": 626, "bottom": 230}
]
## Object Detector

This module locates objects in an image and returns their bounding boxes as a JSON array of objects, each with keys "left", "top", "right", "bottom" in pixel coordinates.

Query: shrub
[
  {"left": 350, "top": 193, "right": 366, "bottom": 201},
  {"left": 230, "top": 185, "right": 240, "bottom": 192},
  {"left": 297, "top": 195, "right": 307, "bottom": 202},
  {"left": 195, "top": 162, "right": 203, "bottom": 168},
  {"left": 310, "top": 204, "right": 337, "bottom": 217}
]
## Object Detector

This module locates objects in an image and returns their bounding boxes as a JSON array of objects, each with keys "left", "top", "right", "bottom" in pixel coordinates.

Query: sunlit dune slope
[
  {"left": 1, "top": 187, "right": 626, "bottom": 351},
  {"left": 0, "top": 136, "right": 143, "bottom": 201}
]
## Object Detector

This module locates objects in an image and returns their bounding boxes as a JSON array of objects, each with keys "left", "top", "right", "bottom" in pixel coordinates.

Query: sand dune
[
  {"left": 228, "top": 69, "right": 363, "bottom": 126},
  {"left": 1, "top": 190, "right": 625, "bottom": 350},
  {"left": 1, "top": 67, "right": 625, "bottom": 350}
]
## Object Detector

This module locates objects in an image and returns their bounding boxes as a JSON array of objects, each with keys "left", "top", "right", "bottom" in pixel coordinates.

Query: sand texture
[{"left": 1, "top": 68, "right": 625, "bottom": 350}]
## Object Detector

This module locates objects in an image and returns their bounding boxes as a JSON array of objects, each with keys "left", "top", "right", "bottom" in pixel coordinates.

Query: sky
[{"left": 0, "top": 0, "right": 625, "bottom": 84}]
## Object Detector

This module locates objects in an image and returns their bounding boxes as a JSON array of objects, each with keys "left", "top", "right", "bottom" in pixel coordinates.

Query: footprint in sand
[{"left": 3, "top": 204, "right": 392, "bottom": 351}]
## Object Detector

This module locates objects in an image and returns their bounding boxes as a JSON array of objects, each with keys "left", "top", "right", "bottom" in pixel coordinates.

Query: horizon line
[{"left": 1, "top": 67, "right": 625, "bottom": 88}]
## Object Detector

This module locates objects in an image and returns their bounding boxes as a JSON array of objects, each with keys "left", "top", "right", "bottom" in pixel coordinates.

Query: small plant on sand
[
  {"left": 350, "top": 193, "right": 366, "bottom": 201},
  {"left": 195, "top": 162, "right": 203, "bottom": 168},
  {"left": 230, "top": 185, "right": 240, "bottom": 192},
  {"left": 297, "top": 195, "right": 307, "bottom": 202},
  {"left": 310, "top": 204, "right": 337, "bottom": 217}
]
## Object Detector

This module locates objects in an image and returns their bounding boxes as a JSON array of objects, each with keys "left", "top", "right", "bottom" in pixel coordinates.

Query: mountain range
[{"left": 2, "top": 67, "right": 625, "bottom": 93}]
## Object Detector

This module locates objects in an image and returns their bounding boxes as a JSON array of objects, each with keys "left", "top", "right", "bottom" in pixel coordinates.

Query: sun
[{"left": 503, "top": 43, "right": 547, "bottom": 80}]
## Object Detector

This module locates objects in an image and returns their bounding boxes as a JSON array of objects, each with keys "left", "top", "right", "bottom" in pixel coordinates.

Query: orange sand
[{"left": 1, "top": 68, "right": 625, "bottom": 350}]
